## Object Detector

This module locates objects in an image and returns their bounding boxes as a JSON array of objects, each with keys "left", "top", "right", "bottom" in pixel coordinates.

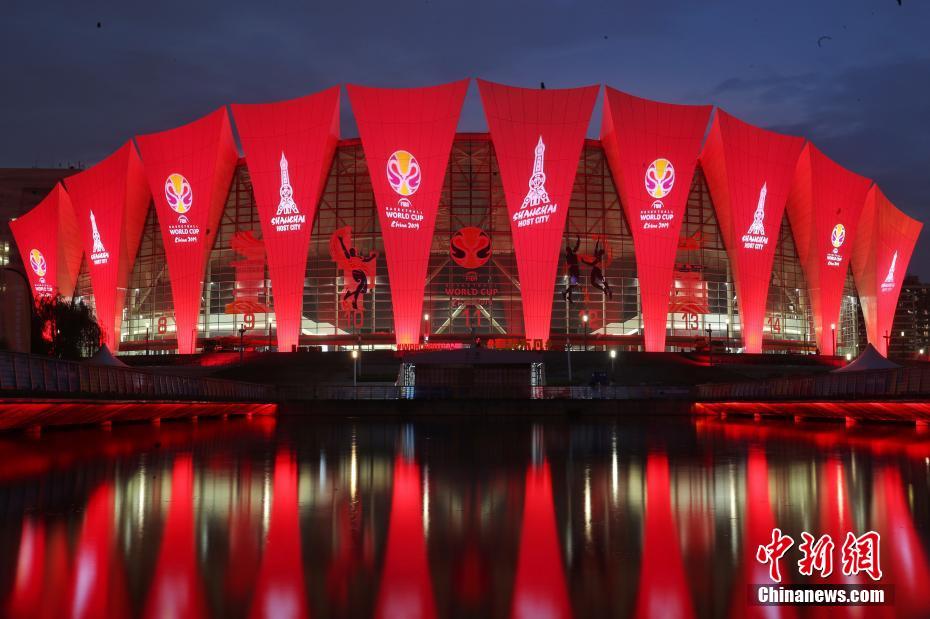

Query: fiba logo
[
  {"left": 645, "top": 158, "right": 675, "bottom": 200},
  {"left": 450, "top": 227, "right": 491, "bottom": 269},
  {"left": 831, "top": 224, "right": 846, "bottom": 252},
  {"left": 651, "top": 200, "right": 664, "bottom": 210},
  {"left": 386, "top": 150, "right": 421, "bottom": 197},
  {"left": 398, "top": 197, "right": 412, "bottom": 208},
  {"left": 164, "top": 173, "right": 193, "bottom": 220},
  {"left": 29, "top": 248, "right": 46, "bottom": 277}
]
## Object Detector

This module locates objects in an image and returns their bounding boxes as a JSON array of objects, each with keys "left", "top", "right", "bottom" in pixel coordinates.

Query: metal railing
[
  {"left": 280, "top": 384, "right": 693, "bottom": 401},
  {"left": 697, "top": 364, "right": 930, "bottom": 401},
  {"left": 0, "top": 350, "right": 275, "bottom": 402}
]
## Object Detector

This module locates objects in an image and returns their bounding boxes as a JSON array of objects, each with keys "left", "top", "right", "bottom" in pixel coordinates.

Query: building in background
[{"left": 890, "top": 275, "right": 930, "bottom": 359}]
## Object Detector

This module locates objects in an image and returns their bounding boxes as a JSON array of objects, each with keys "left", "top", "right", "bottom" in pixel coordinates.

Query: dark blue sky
[{"left": 3, "top": 0, "right": 929, "bottom": 276}]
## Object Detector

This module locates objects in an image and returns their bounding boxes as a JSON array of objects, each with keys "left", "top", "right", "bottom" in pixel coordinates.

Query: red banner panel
[
  {"left": 600, "top": 88, "right": 712, "bottom": 352},
  {"left": 65, "top": 140, "right": 151, "bottom": 351},
  {"left": 851, "top": 185, "right": 922, "bottom": 356},
  {"left": 10, "top": 183, "right": 83, "bottom": 301},
  {"left": 478, "top": 80, "right": 599, "bottom": 344},
  {"left": 231, "top": 86, "right": 340, "bottom": 353},
  {"left": 347, "top": 80, "right": 468, "bottom": 345},
  {"left": 700, "top": 110, "right": 804, "bottom": 353},
  {"left": 136, "top": 108, "right": 238, "bottom": 354},
  {"left": 786, "top": 144, "right": 872, "bottom": 355}
]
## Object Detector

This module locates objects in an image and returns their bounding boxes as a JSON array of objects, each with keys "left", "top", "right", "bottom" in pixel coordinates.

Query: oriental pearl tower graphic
[
  {"left": 747, "top": 183, "right": 767, "bottom": 237},
  {"left": 90, "top": 210, "right": 106, "bottom": 254},
  {"left": 521, "top": 136, "right": 550, "bottom": 209},
  {"left": 276, "top": 152, "right": 300, "bottom": 216}
]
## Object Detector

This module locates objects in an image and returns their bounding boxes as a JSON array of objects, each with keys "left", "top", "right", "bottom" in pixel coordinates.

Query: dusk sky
[{"left": 3, "top": 0, "right": 929, "bottom": 276}]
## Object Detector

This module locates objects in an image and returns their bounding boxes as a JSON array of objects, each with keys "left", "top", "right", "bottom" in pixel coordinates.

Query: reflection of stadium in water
[{"left": 1, "top": 415, "right": 929, "bottom": 618}]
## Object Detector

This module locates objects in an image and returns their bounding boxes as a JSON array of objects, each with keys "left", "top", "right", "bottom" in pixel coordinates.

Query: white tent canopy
[
  {"left": 833, "top": 343, "right": 901, "bottom": 373},
  {"left": 84, "top": 344, "right": 127, "bottom": 367}
]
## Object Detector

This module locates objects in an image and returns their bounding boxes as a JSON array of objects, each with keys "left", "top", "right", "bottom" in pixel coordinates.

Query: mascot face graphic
[
  {"left": 450, "top": 227, "right": 491, "bottom": 269},
  {"left": 386, "top": 150, "right": 421, "bottom": 197},
  {"left": 645, "top": 158, "right": 675, "bottom": 200},
  {"left": 165, "top": 173, "right": 193, "bottom": 215},
  {"left": 29, "top": 249, "right": 46, "bottom": 277}
]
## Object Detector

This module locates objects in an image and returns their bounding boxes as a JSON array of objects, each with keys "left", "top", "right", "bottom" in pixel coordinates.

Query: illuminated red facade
[
  {"left": 136, "top": 108, "right": 239, "bottom": 354},
  {"left": 348, "top": 81, "right": 468, "bottom": 345},
  {"left": 9, "top": 81, "right": 922, "bottom": 356},
  {"left": 700, "top": 110, "right": 805, "bottom": 353},
  {"left": 851, "top": 185, "right": 923, "bottom": 355},
  {"left": 786, "top": 144, "right": 873, "bottom": 355},
  {"left": 9, "top": 182, "right": 82, "bottom": 300},
  {"left": 232, "top": 87, "right": 340, "bottom": 353},
  {"left": 65, "top": 140, "right": 151, "bottom": 350},
  {"left": 478, "top": 80, "right": 598, "bottom": 344},
  {"left": 600, "top": 88, "right": 712, "bottom": 353}
]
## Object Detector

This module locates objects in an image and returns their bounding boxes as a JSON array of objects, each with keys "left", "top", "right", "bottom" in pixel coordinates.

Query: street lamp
[
  {"left": 351, "top": 349, "right": 358, "bottom": 387},
  {"left": 582, "top": 313, "right": 589, "bottom": 351},
  {"left": 609, "top": 349, "right": 616, "bottom": 374},
  {"left": 238, "top": 324, "right": 247, "bottom": 364},
  {"left": 706, "top": 326, "right": 713, "bottom": 365},
  {"left": 830, "top": 323, "right": 836, "bottom": 357}
]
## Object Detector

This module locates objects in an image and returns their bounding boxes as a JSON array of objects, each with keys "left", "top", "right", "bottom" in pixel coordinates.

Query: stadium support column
[
  {"left": 477, "top": 80, "right": 598, "bottom": 346},
  {"left": 136, "top": 108, "right": 238, "bottom": 355},
  {"left": 699, "top": 109, "right": 804, "bottom": 354},
  {"left": 600, "top": 88, "right": 711, "bottom": 353},
  {"left": 347, "top": 81, "right": 468, "bottom": 347},
  {"left": 851, "top": 184, "right": 923, "bottom": 356},
  {"left": 785, "top": 143, "right": 871, "bottom": 357}
]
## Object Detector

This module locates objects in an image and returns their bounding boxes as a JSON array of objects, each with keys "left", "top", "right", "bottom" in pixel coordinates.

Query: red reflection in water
[
  {"left": 144, "top": 454, "right": 207, "bottom": 619},
  {"left": 809, "top": 457, "right": 872, "bottom": 619},
  {"left": 730, "top": 448, "right": 797, "bottom": 619},
  {"left": 635, "top": 452, "right": 695, "bottom": 619},
  {"left": 326, "top": 498, "right": 374, "bottom": 610},
  {"left": 511, "top": 460, "right": 572, "bottom": 619},
  {"left": 376, "top": 456, "right": 436, "bottom": 619},
  {"left": 8, "top": 521, "right": 73, "bottom": 619},
  {"left": 8, "top": 520, "right": 46, "bottom": 618},
  {"left": 249, "top": 449, "right": 309, "bottom": 619},
  {"left": 67, "top": 483, "right": 129, "bottom": 619},
  {"left": 0, "top": 415, "right": 276, "bottom": 482},
  {"left": 694, "top": 401, "right": 930, "bottom": 424},
  {"left": 225, "top": 458, "right": 261, "bottom": 609},
  {"left": 871, "top": 466, "right": 930, "bottom": 617},
  {"left": 694, "top": 416, "right": 930, "bottom": 460},
  {"left": 0, "top": 401, "right": 276, "bottom": 432}
]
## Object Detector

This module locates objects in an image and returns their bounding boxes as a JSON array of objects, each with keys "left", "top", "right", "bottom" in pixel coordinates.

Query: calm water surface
[{"left": 1, "top": 413, "right": 929, "bottom": 618}]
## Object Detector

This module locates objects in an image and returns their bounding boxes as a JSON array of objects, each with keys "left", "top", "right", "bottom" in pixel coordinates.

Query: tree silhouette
[{"left": 31, "top": 296, "right": 101, "bottom": 360}]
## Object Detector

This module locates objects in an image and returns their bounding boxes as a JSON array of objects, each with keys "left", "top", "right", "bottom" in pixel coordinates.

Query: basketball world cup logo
[
  {"left": 386, "top": 150, "right": 421, "bottom": 197},
  {"left": 831, "top": 224, "right": 846, "bottom": 250},
  {"left": 164, "top": 173, "right": 193, "bottom": 216},
  {"left": 450, "top": 227, "right": 491, "bottom": 269},
  {"left": 29, "top": 249, "right": 46, "bottom": 277},
  {"left": 645, "top": 158, "right": 675, "bottom": 200}
]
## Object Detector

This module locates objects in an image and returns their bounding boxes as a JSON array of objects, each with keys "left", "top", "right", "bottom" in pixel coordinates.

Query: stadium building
[{"left": 6, "top": 81, "right": 923, "bottom": 357}]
